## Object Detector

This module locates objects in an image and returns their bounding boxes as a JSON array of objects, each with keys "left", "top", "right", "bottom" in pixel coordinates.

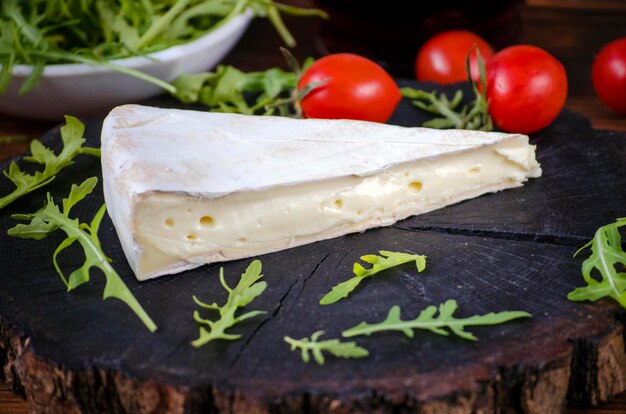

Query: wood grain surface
[{"left": 1, "top": 0, "right": 626, "bottom": 413}]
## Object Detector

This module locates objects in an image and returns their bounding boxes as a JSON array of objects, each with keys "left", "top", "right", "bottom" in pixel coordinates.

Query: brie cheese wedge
[{"left": 101, "top": 105, "right": 541, "bottom": 280}]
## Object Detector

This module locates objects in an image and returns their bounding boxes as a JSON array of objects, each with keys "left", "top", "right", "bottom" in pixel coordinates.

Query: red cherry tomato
[
  {"left": 415, "top": 30, "right": 494, "bottom": 84},
  {"left": 298, "top": 53, "right": 401, "bottom": 123},
  {"left": 592, "top": 37, "right": 626, "bottom": 115},
  {"left": 486, "top": 45, "right": 567, "bottom": 134}
]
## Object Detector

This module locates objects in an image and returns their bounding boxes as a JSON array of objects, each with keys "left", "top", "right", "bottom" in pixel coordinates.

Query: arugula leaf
[
  {"left": 0, "top": 115, "right": 100, "bottom": 211},
  {"left": 192, "top": 260, "right": 267, "bottom": 347},
  {"left": 8, "top": 177, "right": 157, "bottom": 332},
  {"left": 568, "top": 218, "right": 626, "bottom": 307},
  {"left": 284, "top": 330, "right": 369, "bottom": 365},
  {"left": 342, "top": 300, "right": 530, "bottom": 341},
  {"left": 401, "top": 49, "right": 493, "bottom": 131},
  {"left": 320, "top": 251, "right": 427, "bottom": 305}
]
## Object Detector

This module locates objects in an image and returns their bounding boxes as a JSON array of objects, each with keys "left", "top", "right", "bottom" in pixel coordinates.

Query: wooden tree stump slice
[{"left": 1, "top": 82, "right": 625, "bottom": 413}]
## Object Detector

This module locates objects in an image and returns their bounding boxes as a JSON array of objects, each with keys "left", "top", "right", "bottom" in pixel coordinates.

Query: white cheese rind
[{"left": 101, "top": 104, "right": 541, "bottom": 280}]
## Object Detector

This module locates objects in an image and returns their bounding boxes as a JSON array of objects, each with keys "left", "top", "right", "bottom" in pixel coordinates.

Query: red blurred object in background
[
  {"left": 415, "top": 30, "right": 494, "bottom": 84},
  {"left": 312, "top": 0, "right": 524, "bottom": 77},
  {"left": 592, "top": 37, "right": 626, "bottom": 115}
]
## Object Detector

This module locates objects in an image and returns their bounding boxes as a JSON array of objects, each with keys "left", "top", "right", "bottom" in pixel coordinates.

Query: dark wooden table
[{"left": 1, "top": 1, "right": 626, "bottom": 413}]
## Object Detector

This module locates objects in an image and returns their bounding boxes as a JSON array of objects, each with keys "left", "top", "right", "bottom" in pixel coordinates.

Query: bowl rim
[{"left": 10, "top": 10, "right": 253, "bottom": 77}]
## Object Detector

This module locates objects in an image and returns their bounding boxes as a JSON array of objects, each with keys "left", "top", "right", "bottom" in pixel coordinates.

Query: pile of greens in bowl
[{"left": 0, "top": 0, "right": 325, "bottom": 94}]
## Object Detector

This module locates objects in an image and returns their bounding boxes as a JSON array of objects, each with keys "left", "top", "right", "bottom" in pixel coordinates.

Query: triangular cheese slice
[{"left": 101, "top": 105, "right": 541, "bottom": 280}]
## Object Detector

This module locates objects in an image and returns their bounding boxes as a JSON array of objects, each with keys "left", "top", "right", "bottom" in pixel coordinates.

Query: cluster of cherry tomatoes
[{"left": 297, "top": 31, "right": 626, "bottom": 134}]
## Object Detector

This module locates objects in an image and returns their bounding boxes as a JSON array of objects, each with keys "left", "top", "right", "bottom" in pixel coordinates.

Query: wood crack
[
  {"left": 293, "top": 244, "right": 338, "bottom": 303},
  {"left": 228, "top": 276, "right": 300, "bottom": 368},
  {"left": 392, "top": 224, "right": 587, "bottom": 247}
]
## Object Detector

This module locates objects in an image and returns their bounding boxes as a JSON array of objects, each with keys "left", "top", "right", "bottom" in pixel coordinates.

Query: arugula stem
[
  {"left": 9, "top": 23, "right": 31, "bottom": 65},
  {"left": 432, "top": 98, "right": 465, "bottom": 129},
  {"left": 229, "top": 0, "right": 250, "bottom": 22},
  {"left": 0, "top": 53, "right": 17, "bottom": 93},
  {"left": 136, "top": 0, "right": 192, "bottom": 49},
  {"left": 29, "top": 50, "right": 176, "bottom": 94},
  {"left": 31, "top": 51, "right": 176, "bottom": 93},
  {"left": 342, "top": 316, "right": 515, "bottom": 338},
  {"left": 284, "top": 331, "right": 369, "bottom": 364},
  {"left": 0, "top": 177, "right": 54, "bottom": 210},
  {"left": 284, "top": 335, "right": 312, "bottom": 351},
  {"left": 191, "top": 307, "right": 237, "bottom": 347},
  {"left": 265, "top": 3, "right": 296, "bottom": 47},
  {"left": 45, "top": 206, "right": 157, "bottom": 332},
  {"left": 140, "top": 0, "right": 154, "bottom": 16},
  {"left": 596, "top": 226, "right": 621, "bottom": 298},
  {"left": 3, "top": 0, "right": 41, "bottom": 45},
  {"left": 274, "top": 2, "right": 329, "bottom": 18}
]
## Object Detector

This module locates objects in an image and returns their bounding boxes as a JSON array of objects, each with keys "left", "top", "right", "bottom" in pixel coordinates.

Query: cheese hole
[
  {"left": 356, "top": 210, "right": 362, "bottom": 216},
  {"left": 238, "top": 237, "right": 247, "bottom": 242},
  {"left": 467, "top": 167, "right": 481, "bottom": 177},
  {"left": 187, "top": 233, "right": 197, "bottom": 240},
  {"left": 186, "top": 208, "right": 192, "bottom": 214},
  {"left": 334, "top": 199, "right": 343, "bottom": 209},
  {"left": 409, "top": 181, "right": 423, "bottom": 193},
  {"left": 199, "top": 216, "right": 214, "bottom": 227},
  {"left": 164, "top": 218, "right": 174, "bottom": 228},
  {"left": 404, "top": 172, "right": 410, "bottom": 178}
]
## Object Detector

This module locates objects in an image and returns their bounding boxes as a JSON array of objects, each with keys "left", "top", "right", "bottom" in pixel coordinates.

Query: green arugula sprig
[
  {"left": 342, "top": 300, "right": 530, "bottom": 341},
  {"left": 192, "top": 260, "right": 267, "bottom": 347},
  {"left": 568, "top": 218, "right": 626, "bottom": 307},
  {"left": 284, "top": 330, "right": 369, "bottom": 365},
  {"left": 8, "top": 177, "right": 157, "bottom": 332},
  {"left": 172, "top": 65, "right": 296, "bottom": 114},
  {"left": 0, "top": 0, "right": 326, "bottom": 95},
  {"left": 0, "top": 116, "right": 99, "bottom": 211},
  {"left": 320, "top": 251, "right": 426, "bottom": 305},
  {"left": 401, "top": 49, "right": 493, "bottom": 131},
  {"left": 172, "top": 49, "right": 319, "bottom": 117},
  {"left": 172, "top": 59, "right": 312, "bottom": 116}
]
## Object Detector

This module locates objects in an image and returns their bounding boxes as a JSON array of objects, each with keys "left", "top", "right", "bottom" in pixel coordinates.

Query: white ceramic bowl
[{"left": 0, "top": 11, "right": 252, "bottom": 121}]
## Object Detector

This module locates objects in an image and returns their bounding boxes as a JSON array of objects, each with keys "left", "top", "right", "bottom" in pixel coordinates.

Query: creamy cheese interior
[{"left": 132, "top": 136, "right": 540, "bottom": 279}]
